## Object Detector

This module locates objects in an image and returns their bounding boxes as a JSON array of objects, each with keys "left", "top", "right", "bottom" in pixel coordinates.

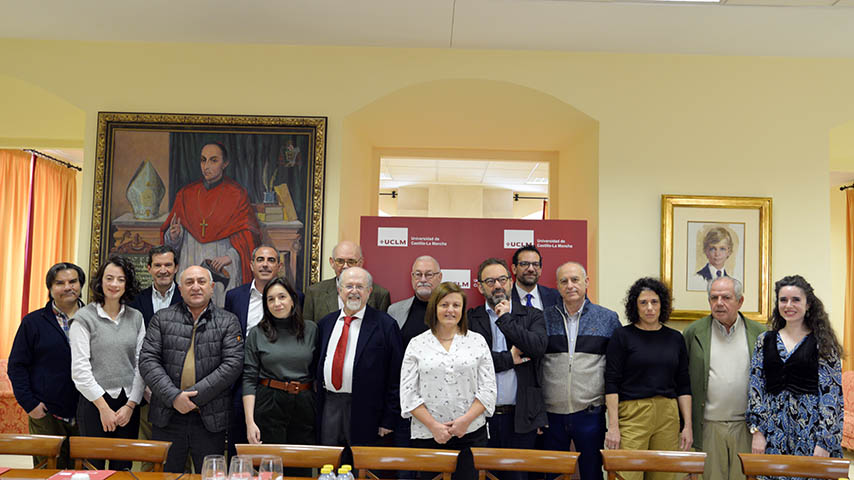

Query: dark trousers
[
  {"left": 227, "top": 395, "right": 247, "bottom": 459},
  {"left": 77, "top": 391, "right": 140, "bottom": 471},
  {"left": 28, "top": 413, "right": 78, "bottom": 469},
  {"left": 410, "top": 425, "right": 487, "bottom": 480},
  {"left": 152, "top": 411, "right": 226, "bottom": 473},
  {"left": 320, "top": 392, "right": 352, "bottom": 447},
  {"left": 487, "top": 412, "right": 538, "bottom": 480},
  {"left": 394, "top": 417, "right": 413, "bottom": 479},
  {"left": 254, "top": 385, "right": 316, "bottom": 477},
  {"left": 543, "top": 408, "right": 606, "bottom": 480}
]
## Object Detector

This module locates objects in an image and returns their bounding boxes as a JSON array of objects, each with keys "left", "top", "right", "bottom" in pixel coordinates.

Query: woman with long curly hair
[
  {"left": 69, "top": 254, "right": 144, "bottom": 470},
  {"left": 747, "top": 275, "right": 843, "bottom": 472},
  {"left": 604, "top": 277, "right": 692, "bottom": 480}
]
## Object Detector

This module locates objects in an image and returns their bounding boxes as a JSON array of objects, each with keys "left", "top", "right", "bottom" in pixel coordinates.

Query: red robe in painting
[{"left": 160, "top": 177, "right": 260, "bottom": 284}]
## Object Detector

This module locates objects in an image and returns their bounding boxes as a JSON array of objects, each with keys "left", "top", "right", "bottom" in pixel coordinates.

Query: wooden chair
[
  {"left": 69, "top": 436, "right": 171, "bottom": 472},
  {"left": 600, "top": 450, "right": 706, "bottom": 480},
  {"left": 471, "top": 448, "right": 579, "bottom": 480},
  {"left": 0, "top": 433, "right": 65, "bottom": 468},
  {"left": 738, "top": 453, "right": 850, "bottom": 480},
  {"left": 235, "top": 444, "right": 345, "bottom": 469},
  {"left": 351, "top": 446, "right": 459, "bottom": 480}
]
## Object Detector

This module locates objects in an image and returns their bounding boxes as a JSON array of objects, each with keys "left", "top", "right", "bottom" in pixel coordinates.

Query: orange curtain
[
  {"left": 25, "top": 157, "right": 79, "bottom": 315},
  {"left": 845, "top": 189, "right": 854, "bottom": 370},
  {"left": 0, "top": 151, "right": 34, "bottom": 357},
  {"left": 0, "top": 150, "right": 78, "bottom": 357}
]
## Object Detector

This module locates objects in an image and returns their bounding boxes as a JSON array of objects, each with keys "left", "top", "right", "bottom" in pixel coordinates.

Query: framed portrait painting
[
  {"left": 661, "top": 195, "right": 772, "bottom": 322},
  {"left": 90, "top": 112, "right": 327, "bottom": 306}
]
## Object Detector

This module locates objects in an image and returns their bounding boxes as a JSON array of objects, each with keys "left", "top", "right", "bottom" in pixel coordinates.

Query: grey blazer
[{"left": 388, "top": 296, "right": 415, "bottom": 329}]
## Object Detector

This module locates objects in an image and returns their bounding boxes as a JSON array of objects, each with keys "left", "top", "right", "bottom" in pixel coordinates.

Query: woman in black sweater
[{"left": 604, "top": 278, "right": 692, "bottom": 479}]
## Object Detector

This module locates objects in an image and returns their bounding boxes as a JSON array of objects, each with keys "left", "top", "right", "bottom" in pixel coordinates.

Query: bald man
[
  {"left": 303, "top": 240, "right": 391, "bottom": 322},
  {"left": 140, "top": 265, "right": 243, "bottom": 473}
]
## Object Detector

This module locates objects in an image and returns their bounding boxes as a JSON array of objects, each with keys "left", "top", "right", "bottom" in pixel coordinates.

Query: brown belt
[
  {"left": 494, "top": 405, "right": 515, "bottom": 415},
  {"left": 259, "top": 378, "right": 313, "bottom": 394}
]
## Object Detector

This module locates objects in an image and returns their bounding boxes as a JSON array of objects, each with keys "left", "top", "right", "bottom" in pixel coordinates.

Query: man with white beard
[{"left": 316, "top": 267, "right": 403, "bottom": 448}]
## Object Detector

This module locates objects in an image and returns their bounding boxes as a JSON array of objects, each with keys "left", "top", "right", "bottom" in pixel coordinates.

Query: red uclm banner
[{"left": 360, "top": 216, "right": 587, "bottom": 307}]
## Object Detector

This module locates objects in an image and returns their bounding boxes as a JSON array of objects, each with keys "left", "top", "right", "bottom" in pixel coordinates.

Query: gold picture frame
[
  {"left": 661, "top": 195, "right": 772, "bottom": 322},
  {"left": 90, "top": 112, "right": 326, "bottom": 303}
]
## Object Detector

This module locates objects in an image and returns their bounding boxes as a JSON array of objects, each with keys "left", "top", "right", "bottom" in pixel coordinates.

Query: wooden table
[
  {"left": 0, "top": 472, "right": 310, "bottom": 480},
  {"left": 0, "top": 471, "right": 197, "bottom": 480}
]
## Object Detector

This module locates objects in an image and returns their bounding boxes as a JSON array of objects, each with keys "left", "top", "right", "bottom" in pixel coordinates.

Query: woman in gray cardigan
[{"left": 69, "top": 255, "right": 145, "bottom": 470}]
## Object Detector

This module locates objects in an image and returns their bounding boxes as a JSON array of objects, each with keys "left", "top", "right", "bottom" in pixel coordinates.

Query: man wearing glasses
[
  {"left": 303, "top": 240, "right": 391, "bottom": 322},
  {"left": 510, "top": 245, "right": 561, "bottom": 311},
  {"left": 316, "top": 267, "right": 403, "bottom": 448},
  {"left": 387, "top": 255, "right": 443, "bottom": 462},
  {"left": 468, "top": 258, "right": 547, "bottom": 480}
]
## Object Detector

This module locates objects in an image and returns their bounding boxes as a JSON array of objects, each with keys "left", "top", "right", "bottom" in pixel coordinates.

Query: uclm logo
[
  {"left": 377, "top": 227, "right": 408, "bottom": 247},
  {"left": 503, "top": 230, "right": 534, "bottom": 249}
]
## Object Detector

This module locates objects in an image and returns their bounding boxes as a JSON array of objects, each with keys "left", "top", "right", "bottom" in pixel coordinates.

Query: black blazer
[
  {"left": 128, "top": 284, "right": 182, "bottom": 328},
  {"left": 511, "top": 284, "right": 561, "bottom": 310},
  {"left": 316, "top": 306, "right": 403, "bottom": 446},
  {"left": 468, "top": 300, "right": 548, "bottom": 434}
]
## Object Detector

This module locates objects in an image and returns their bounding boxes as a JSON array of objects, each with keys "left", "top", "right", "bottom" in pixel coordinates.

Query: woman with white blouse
[
  {"left": 400, "top": 281, "right": 497, "bottom": 480},
  {"left": 70, "top": 255, "right": 145, "bottom": 470}
]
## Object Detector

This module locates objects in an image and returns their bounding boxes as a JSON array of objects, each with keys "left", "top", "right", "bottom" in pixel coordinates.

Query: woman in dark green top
[{"left": 243, "top": 277, "right": 318, "bottom": 452}]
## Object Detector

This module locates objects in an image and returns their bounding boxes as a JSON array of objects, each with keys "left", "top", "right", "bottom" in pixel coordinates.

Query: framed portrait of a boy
[
  {"left": 89, "top": 112, "right": 327, "bottom": 307},
  {"left": 661, "top": 195, "right": 772, "bottom": 322}
]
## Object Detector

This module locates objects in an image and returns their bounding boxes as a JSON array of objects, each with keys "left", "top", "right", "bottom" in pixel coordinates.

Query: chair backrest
[
  {"left": 0, "top": 434, "right": 65, "bottom": 469},
  {"left": 738, "top": 453, "right": 850, "bottom": 480},
  {"left": 235, "top": 444, "right": 345, "bottom": 469},
  {"left": 351, "top": 446, "right": 459, "bottom": 480},
  {"left": 600, "top": 450, "right": 706, "bottom": 480},
  {"left": 69, "top": 436, "right": 171, "bottom": 472},
  {"left": 471, "top": 448, "right": 579, "bottom": 480}
]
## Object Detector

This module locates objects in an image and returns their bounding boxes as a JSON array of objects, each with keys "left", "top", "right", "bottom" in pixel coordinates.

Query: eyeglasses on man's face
[
  {"left": 333, "top": 258, "right": 361, "bottom": 267},
  {"left": 342, "top": 284, "right": 368, "bottom": 292},
  {"left": 411, "top": 271, "right": 439, "bottom": 280},
  {"left": 481, "top": 276, "right": 510, "bottom": 287},
  {"left": 517, "top": 261, "right": 542, "bottom": 269}
]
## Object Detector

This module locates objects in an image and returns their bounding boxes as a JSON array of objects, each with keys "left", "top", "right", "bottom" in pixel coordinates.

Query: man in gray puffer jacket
[{"left": 140, "top": 265, "right": 244, "bottom": 473}]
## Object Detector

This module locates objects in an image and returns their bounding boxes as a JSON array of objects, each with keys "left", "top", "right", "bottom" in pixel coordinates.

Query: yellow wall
[{"left": 3, "top": 40, "right": 854, "bottom": 334}]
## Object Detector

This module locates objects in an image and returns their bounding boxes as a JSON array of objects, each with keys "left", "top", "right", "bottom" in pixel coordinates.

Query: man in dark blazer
[
  {"left": 468, "top": 258, "right": 547, "bottom": 480},
  {"left": 128, "top": 245, "right": 182, "bottom": 463},
  {"left": 509, "top": 245, "right": 560, "bottom": 311},
  {"left": 224, "top": 244, "right": 283, "bottom": 456},
  {"left": 129, "top": 245, "right": 182, "bottom": 327},
  {"left": 304, "top": 240, "right": 391, "bottom": 323},
  {"left": 316, "top": 267, "right": 403, "bottom": 448},
  {"left": 8, "top": 262, "right": 85, "bottom": 468}
]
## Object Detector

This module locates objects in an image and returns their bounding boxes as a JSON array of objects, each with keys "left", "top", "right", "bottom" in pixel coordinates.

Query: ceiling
[
  {"left": 380, "top": 157, "right": 550, "bottom": 193},
  {"left": 2, "top": 0, "right": 854, "bottom": 58}
]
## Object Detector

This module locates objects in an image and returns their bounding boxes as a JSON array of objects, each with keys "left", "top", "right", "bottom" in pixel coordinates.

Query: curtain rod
[
  {"left": 23, "top": 149, "right": 82, "bottom": 171},
  {"left": 840, "top": 183, "right": 854, "bottom": 191}
]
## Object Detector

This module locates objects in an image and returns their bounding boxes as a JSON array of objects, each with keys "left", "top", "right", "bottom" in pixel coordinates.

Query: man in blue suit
[
  {"left": 316, "top": 267, "right": 403, "bottom": 449},
  {"left": 128, "top": 245, "right": 183, "bottom": 468},
  {"left": 129, "top": 245, "right": 183, "bottom": 327},
  {"left": 510, "top": 245, "right": 560, "bottom": 311},
  {"left": 224, "top": 244, "right": 281, "bottom": 456}
]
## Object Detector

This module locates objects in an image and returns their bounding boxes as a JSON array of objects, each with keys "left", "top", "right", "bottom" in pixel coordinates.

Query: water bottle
[
  {"left": 337, "top": 465, "right": 354, "bottom": 480},
  {"left": 318, "top": 465, "right": 334, "bottom": 480}
]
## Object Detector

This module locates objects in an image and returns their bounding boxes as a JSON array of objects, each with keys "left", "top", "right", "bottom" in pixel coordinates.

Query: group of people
[{"left": 8, "top": 240, "right": 843, "bottom": 480}]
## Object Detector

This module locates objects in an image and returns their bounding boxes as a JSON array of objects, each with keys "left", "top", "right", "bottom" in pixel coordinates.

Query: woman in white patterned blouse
[{"left": 400, "top": 281, "right": 497, "bottom": 480}]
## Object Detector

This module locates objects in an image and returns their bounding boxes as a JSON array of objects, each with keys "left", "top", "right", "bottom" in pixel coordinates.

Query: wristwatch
[{"left": 749, "top": 425, "right": 759, "bottom": 434}]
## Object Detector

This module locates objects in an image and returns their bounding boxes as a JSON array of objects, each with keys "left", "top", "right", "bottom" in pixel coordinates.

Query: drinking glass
[
  {"left": 228, "top": 454, "right": 255, "bottom": 480},
  {"left": 258, "top": 456, "right": 283, "bottom": 480},
  {"left": 201, "top": 455, "right": 226, "bottom": 480}
]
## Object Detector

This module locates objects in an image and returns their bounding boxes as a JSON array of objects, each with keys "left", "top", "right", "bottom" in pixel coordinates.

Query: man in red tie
[{"left": 316, "top": 266, "right": 403, "bottom": 447}]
